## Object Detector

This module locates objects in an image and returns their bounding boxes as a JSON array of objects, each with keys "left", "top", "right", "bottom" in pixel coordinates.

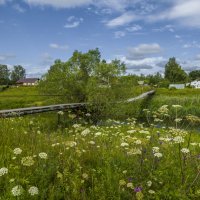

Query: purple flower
[{"left": 134, "top": 186, "right": 142, "bottom": 193}]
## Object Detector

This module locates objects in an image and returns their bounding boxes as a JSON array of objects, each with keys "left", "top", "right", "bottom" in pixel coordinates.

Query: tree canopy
[
  {"left": 10, "top": 65, "right": 26, "bottom": 84},
  {"left": 38, "top": 48, "right": 126, "bottom": 104},
  {"left": 0, "top": 64, "right": 10, "bottom": 85},
  {"left": 164, "top": 57, "right": 188, "bottom": 83},
  {"left": 189, "top": 70, "right": 200, "bottom": 81}
]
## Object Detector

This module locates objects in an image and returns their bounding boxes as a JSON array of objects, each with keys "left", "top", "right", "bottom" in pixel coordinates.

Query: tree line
[{"left": 0, "top": 65, "right": 26, "bottom": 85}]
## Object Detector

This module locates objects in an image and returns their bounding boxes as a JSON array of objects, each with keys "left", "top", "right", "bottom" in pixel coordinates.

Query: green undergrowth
[{"left": 1, "top": 106, "right": 200, "bottom": 199}]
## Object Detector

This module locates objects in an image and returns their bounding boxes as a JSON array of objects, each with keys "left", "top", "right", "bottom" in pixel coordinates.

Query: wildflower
[
  {"left": 147, "top": 180, "right": 152, "bottom": 187},
  {"left": 120, "top": 142, "right": 129, "bottom": 147},
  {"left": 65, "top": 141, "right": 77, "bottom": 147},
  {"left": 127, "top": 182, "right": 134, "bottom": 189},
  {"left": 154, "top": 152, "right": 163, "bottom": 158},
  {"left": 172, "top": 105, "right": 182, "bottom": 108},
  {"left": 11, "top": 185, "right": 23, "bottom": 196},
  {"left": 81, "top": 128, "right": 90, "bottom": 136},
  {"left": 85, "top": 113, "right": 91, "bottom": 117},
  {"left": 181, "top": 148, "right": 190, "bottom": 154},
  {"left": 148, "top": 190, "right": 155, "bottom": 194},
  {"left": 57, "top": 111, "right": 64, "bottom": 115},
  {"left": 88, "top": 141, "right": 95, "bottom": 145},
  {"left": 28, "top": 186, "right": 39, "bottom": 196},
  {"left": 13, "top": 148, "right": 22, "bottom": 155},
  {"left": 0, "top": 167, "right": 8, "bottom": 176},
  {"left": 152, "top": 147, "right": 160, "bottom": 153},
  {"left": 21, "top": 156, "right": 35, "bottom": 166},
  {"left": 9, "top": 178, "right": 15, "bottom": 183},
  {"left": 134, "top": 186, "right": 142, "bottom": 193},
  {"left": 139, "top": 130, "right": 150, "bottom": 134},
  {"left": 174, "top": 118, "right": 182, "bottom": 123},
  {"left": 82, "top": 173, "right": 88, "bottom": 180},
  {"left": 127, "top": 130, "right": 136, "bottom": 134},
  {"left": 119, "top": 180, "right": 126, "bottom": 186},
  {"left": 173, "top": 136, "right": 184, "bottom": 143},
  {"left": 127, "top": 148, "right": 142, "bottom": 155},
  {"left": 122, "top": 170, "right": 127, "bottom": 174},
  {"left": 134, "top": 140, "right": 142, "bottom": 145},
  {"left": 95, "top": 132, "right": 102, "bottom": 136},
  {"left": 38, "top": 152, "right": 48, "bottom": 159},
  {"left": 69, "top": 114, "right": 76, "bottom": 119}
]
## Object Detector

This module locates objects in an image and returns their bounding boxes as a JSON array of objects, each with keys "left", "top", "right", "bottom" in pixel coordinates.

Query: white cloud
[
  {"left": 127, "top": 43, "right": 162, "bottom": 59},
  {"left": 0, "top": 0, "right": 5, "bottom": 5},
  {"left": 152, "top": 24, "right": 174, "bottom": 32},
  {"left": 64, "top": 16, "right": 83, "bottom": 28},
  {"left": 13, "top": 4, "right": 26, "bottom": 13},
  {"left": 119, "top": 55, "right": 166, "bottom": 74},
  {"left": 182, "top": 41, "right": 200, "bottom": 49},
  {"left": 114, "top": 31, "right": 126, "bottom": 38},
  {"left": 49, "top": 43, "right": 68, "bottom": 50},
  {"left": 106, "top": 12, "right": 138, "bottom": 28},
  {"left": 0, "top": 54, "right": 15, "bottom": 61},
  {"left": 126, "top": 24, "right": 142, "bottom": 32},
  {"left": 23, "top": 0, "right": 92, "bottom": 9}
]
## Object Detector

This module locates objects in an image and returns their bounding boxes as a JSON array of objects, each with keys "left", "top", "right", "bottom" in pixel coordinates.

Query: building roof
[{"left": 16, "top": 78, "right": 39, "bottom": 84}]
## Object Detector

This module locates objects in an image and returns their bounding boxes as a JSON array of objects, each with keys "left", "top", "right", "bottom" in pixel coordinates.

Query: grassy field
[
  {"left": 0, "top": 86, "right": 56, "bottom": 110},
  {"left": 1, "top": 88, "right": 200, "bottom": 199},
  {"left": 1, "top": 108, "right": 200, "bottom": 199},
  {"left": 146, "top": 88, "right": 200, "bottom": 117}
]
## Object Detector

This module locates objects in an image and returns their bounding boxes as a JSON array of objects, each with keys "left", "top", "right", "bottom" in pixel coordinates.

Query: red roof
[{"left": 16, "top": 78, "right": 39, "bottom": 84}]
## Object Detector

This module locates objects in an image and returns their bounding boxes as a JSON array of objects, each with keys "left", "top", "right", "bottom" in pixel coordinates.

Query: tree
[
  {"left": 38, "top": 48, "right": 126, "bottom": 104},
  {"left": 164, "top": 57, "right": 188, "bottom": 83},
  {"left": 10, "top": 65, "right": 26, "bottom": 84},
  {"left": 0, "top": 64, "right": 10, "bottom": 85},
  {"left": 189, "top": 70, "right": 200, "bottom": 81}
]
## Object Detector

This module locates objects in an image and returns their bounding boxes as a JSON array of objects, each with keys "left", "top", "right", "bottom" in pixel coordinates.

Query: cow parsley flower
[
  {"left": 173, "top": 136, "right": 184, "bottom": 143},
  {"left": 148, "top": 190, "right": 155, "bottom": 194},
  {"left": 38, "top": 152, "right": 48, "bottom": 159},
  {"left": 147, "top": 181, "right": 152, "bottom": 187},
  {"left": 0, "top": 167, "right": 8, "bottom": 176},
  {"left": 154, "top": 152, "right": 163, "bottom": 158},
  {"left": 181, "top": 148, "right": 190, "bottom": 154},
  {"left": 28, "top": 186, "right": 39, "bottom": 196},
  {"left": 13, "top": 148, "right": 22, "bottom": 155},
  {"left": 152, "top": 147, "right": 159, "bottom": 153},
  {"left": 11, "top": 185, "right": 23, "bottom": 196},
  {"left": 21, "top": 156, "right": 35, "bottom": 166},
  {"left": 120, "top": 142, "right": 129, "bottom": 147}
]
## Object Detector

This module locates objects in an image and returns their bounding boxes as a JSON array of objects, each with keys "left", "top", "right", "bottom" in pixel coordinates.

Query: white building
[{"left": 190, "top": 80, "right": 200, "bottom": 88}]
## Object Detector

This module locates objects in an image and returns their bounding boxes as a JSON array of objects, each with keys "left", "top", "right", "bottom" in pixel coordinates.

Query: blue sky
[{"left": 0, "top": 0, "right": 200, "bottom": 77}]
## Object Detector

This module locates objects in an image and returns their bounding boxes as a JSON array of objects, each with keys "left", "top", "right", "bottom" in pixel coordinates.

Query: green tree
[
  {"left": 10, "top": 65, "right": 26, "bottom": 84},
  {"left": 0, "top": 64, "right": 10, "bottom": 85},
  {"left": 38, "top": 48, "right": 126, "bottom": 105},
  {"left": 189, "top": 70, "right": 200, "bottom": 81},
  {"left": 164, "top": 57, "right": 188, "bottom": 83}
]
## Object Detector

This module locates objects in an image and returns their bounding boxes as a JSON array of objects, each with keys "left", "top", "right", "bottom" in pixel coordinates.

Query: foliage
[
  {"left": 164, "top": 57, "right": 188, "bottom": 83},
  {"left": 1, "top": 107, "right": 200, "bottom": 199},
  {"left": 10, "top": 65, "right": 26, "bottom": 84},
  {"left": 0, "top": 64, "right": 10, "bottom": 85},
  {"left": 38, "top": 49, "right": 126, "bottom": 104},
  {"left": 189, "top": 70, "right": 200, "bottom": 81}
]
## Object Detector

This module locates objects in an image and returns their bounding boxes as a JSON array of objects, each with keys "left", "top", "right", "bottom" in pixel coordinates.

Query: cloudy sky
[{"left": 0, "top": 0, "right": 200, "bottom": 77}]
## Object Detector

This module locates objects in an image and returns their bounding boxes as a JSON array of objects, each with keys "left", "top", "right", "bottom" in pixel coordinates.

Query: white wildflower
[
  {"left": 57, "top": 111, "right": 64, "bottom": 115},
  {"left": 88, "top": 141, "right": 95, "bottom": 145},
  {"left": 134, "top": 140, "right": 142, "bottom": 145},
  {"left": 82, "top": 173, "right": 88, "bottom": 179},
  {"left": 38, "top": 152, "right": 48, "bottom": 159},
  {"left": 154, "top": 152, "right": 163, "bottom": 158},
  {"left": 21, "top": 156, "right": 35, "bottom": 166},
  {"left": 120, "top": 142, "right": 129, "bottom": 147},
  {"left": 148, "top": 190, "right": 155, "bottom": 194},
  {"left": 152, "top": 147, "right": 159, "bottom": 153},
  {"left": 173, "top": 136, "right": 184, "bottom": 143},
  {"left": 172, "top": 105, "right": 182, "bottom": 108},
  {"left": 127, "top": 182, "right": 134, "bottom": 189},
  {"left": 95, "top": 132, "right": 102, "bottom": 136},
  {"left": 28, "top": 186, "right": 39, "bottom": 196},
  {"left": 13, "top": 148, "right": 22, "bottom": 155},
  {"left": 181, "top": 148, "right": 190, "bottom": 154},
  {"left": 119, "top": 180, "right": 126, "bottom": 186},
  {"left": 11, "top": 185, "right": 23, "bottom": 196},
  {"left": 147, "top": 181, "right": 152, "bottom": 187},
  {"left": 0, "top": 167, "right": 8, "bottom": 176},
  {"left": 81, "top": 128, "right": 91, "bottom": 136}
]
